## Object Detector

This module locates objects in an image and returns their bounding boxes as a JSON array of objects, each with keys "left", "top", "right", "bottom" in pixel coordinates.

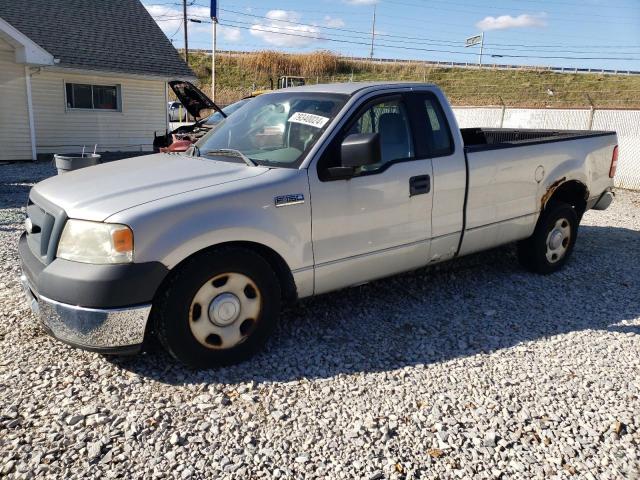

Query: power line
[
  {"left": 168, "top": 22, "right": 183, "bottom": 40},
  {"left": 211, "top": 0, "right": 639, "bottom": 26},
  {"left": 193, "top": 9, "right": 640, "bottom": 53},
  {"left": 183, "top": 1, "right": 640, "bottom": 47},
  {"left": 380, "top": 0, "right": 640, "bottom": 25},
  {"left": 149, "top": 1, "right": 640, "bottom": 66},
  {"left": 218, "top": 3, "right": 635, "bottom": 42},
  {"left": 215, "top": 19, "right": 640, "bottom": 61}
]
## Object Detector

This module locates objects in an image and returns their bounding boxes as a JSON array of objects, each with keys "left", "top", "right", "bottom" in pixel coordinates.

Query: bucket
[{"left": 54, "top": 153, "right": 101, "bottom": 175}]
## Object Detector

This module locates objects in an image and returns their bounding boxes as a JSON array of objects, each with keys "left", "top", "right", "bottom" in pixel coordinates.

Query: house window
[{"left": 65, "top": 83, "right": 120, "bottom": 110}]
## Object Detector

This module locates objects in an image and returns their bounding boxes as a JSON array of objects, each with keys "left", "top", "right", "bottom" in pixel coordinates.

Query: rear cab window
[{"left": 407, "top": 91, "right": 454, "bottom": 158}]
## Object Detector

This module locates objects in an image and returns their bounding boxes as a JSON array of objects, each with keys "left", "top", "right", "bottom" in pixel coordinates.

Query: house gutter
[{"left": 43, "top": 65, "right": 196, "bottom": 83}]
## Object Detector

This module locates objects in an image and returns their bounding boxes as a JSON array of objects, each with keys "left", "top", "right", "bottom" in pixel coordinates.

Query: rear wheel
[
  {"left": 517, "top": 202, "right": 578, "bottom": 274},
  {"left": 153, "top": 247, "right": 281, "bottom": 367}
]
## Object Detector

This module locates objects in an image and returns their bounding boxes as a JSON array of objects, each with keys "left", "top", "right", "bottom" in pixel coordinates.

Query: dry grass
[
  {"left": 238, "top": 50, "right": 341, "bottom": 77},
  {"left": 185, "top": 50, "right": 640, "bottom": 109}
]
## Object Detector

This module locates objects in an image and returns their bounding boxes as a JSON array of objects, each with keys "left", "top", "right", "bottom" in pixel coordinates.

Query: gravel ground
[{"left": 1, "top": 161, "right": 639, "bottom": 479}]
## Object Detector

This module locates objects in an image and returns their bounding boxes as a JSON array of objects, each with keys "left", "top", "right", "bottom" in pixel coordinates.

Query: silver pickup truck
[{"left": 19, "top": 82, "right": 617, "bottom": 367}]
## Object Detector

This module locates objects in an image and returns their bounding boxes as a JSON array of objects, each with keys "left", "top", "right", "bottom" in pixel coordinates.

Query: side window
[
  {"left": 422, "top": 98, "right": 453, "bottom": 156},
  {"left": 65, "top": 83, "right": 120, "bottom": 111},
  {"left": 348, "top": 99, "right": 414, "bottom": 171}
]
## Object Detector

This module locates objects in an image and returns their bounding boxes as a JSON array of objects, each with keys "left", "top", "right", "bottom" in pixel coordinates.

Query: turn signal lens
[
  {"left": 609, "top": 145, "right": 618, "bottom": 178},
  {"left": 112, "top": 227, "right": 134, "bottom": 253}
]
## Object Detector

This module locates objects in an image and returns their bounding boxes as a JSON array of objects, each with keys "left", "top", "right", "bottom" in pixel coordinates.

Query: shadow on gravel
[
  {"left": 0, "top": 162, "right": 56, "bottom": 209},
  {"left": 0, "top": 184, "right": 32, "bottom": 209},
  {"left": 112, "top": 224, "right": 640, "bottom": 385}
]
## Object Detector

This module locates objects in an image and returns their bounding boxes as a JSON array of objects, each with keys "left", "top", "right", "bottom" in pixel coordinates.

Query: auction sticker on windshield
[{"left": 288, "top": 112, "right": 330, "bottom": 128}]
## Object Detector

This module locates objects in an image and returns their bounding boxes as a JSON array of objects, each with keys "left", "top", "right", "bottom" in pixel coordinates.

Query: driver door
[{"left": 308, "top": 93, "right": 433, "bottom": 294}]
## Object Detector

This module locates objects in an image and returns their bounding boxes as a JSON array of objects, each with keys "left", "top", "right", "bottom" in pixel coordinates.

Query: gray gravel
[{"left": 1, "top": 161, "right": 639, "bottom": 479}]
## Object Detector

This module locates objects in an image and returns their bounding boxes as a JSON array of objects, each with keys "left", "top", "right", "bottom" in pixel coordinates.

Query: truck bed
[{"left": 461, "top": 128, "right": 615, "bottom": 152}]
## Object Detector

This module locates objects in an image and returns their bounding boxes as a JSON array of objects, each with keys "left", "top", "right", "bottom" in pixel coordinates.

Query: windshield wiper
[{"left": 200, "top": 148, "right": 258, "bottom": 167}]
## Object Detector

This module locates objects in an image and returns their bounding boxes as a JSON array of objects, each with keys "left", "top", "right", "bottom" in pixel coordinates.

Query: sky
[{"left": 143, "top": 0, "right": 640, "bottom": 71}]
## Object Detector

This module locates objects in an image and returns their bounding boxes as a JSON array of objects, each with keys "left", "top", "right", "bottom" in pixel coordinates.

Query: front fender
[{"left": 107, "top": 168, "right": 313, "bottom": 291}]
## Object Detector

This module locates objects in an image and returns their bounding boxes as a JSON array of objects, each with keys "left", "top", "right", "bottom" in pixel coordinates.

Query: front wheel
[
  {"left": 153, "top": 247, "right": 281, "bottom": 367},
  {"left": 517, "top": 202, "right": 579, "bottom": 274}
]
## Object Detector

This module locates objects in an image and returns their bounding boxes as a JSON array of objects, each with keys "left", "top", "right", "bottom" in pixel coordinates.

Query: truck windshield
[{"left": 194, "top": 92, "right": 348, "bottom": 168}]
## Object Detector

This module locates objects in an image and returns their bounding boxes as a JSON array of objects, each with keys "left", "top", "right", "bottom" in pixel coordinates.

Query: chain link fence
[{"left": 454, "top": 107, "right": 640, "bottom": 190}]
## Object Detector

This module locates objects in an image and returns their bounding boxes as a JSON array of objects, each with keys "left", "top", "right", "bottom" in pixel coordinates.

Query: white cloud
[
  {"left": 324, "top": 16, "right": 346, "bottom": 28},
  {"left": 144, "top": 4, "right": 211, "bottom": 36},
  {"left": 220, "top": 26, "right": 242, "bottom": 42},
  {"left": 144, "top": 4, "right": 182, "bottom": 35},
  {"left": 144, "top": 4, "right": 241, "bottom": 43},
  {"left": 250, "top": 10, "right": 321, "bottom": 47},
  {"left": 476, "top": 13, "right": 547, "bottom": 31}
]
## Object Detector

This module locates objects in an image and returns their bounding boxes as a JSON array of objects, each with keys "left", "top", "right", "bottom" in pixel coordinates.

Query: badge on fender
[{"left": 274, "top": 194, "right": 305, "bottom": 207}]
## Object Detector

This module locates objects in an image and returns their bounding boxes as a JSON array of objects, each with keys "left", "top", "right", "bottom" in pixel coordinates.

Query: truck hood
[
  {"left": 168, "top": 80, "right": 226, "bottom": 120},
  {"left": 33, "top": 153, "right": 268, "bottom": 221}
]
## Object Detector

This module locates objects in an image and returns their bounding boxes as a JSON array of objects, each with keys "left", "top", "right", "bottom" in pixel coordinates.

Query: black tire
[
  {"left": 153, "top": 247, "right": 281, "bottom": 368},
  {"left": 517, "top": 202, "right": 579, "bottom": 275}
]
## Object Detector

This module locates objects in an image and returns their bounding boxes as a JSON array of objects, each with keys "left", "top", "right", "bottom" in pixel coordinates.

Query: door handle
[{"left": 409, "top": 175, "right": 430, "bottom": 196}]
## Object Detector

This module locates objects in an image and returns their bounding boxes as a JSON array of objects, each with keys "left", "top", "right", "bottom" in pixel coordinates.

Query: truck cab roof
[{"left": 264, "top": 81, "right": 440, "bottom": 96}]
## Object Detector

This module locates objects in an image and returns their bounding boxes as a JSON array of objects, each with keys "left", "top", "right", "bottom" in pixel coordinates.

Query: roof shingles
[{"left": 0, "top": 0, "right": 194, "bottom": 78}]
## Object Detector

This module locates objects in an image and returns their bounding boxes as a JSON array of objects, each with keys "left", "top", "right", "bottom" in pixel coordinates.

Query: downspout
[
  {"left": 164, "top": 81, "right": 169, "bottom": 133},
  {"left": 24, "top": 66, "right": 36, "bottom": 161}
]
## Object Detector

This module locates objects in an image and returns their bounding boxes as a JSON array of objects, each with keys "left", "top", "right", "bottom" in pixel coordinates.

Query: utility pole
[
  {"left": 210, "top": 0, "right": 218, "bottom": 101},
  {"left": 369, "top": 4, "right": 376, "bottom": 59},
  {"left": 479, "top": 32, "right": 484, "bottom": 66},
  {"left": 183, "top": 0, "right": 189, "bottom": 64},
  {"left": 212, "top": 18, "right": 217, "bottom": 101}
]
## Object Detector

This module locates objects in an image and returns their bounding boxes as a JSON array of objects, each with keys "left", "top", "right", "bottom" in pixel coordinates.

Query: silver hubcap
[
  {"left": 209, "top": 293, "right": 241, "bottom": 326},
  {"left": 545, "top": 218, "right": 571, "bottom": 263},
  {"left": 189, "top": 272, "right": 261, "bottom": 350}
]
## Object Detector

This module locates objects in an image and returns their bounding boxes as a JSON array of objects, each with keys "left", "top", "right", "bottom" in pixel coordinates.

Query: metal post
[
  {"left": 586, "top": 94, "right": 595, "bottom": 130},
  {"left": 212, "top": 19, "right": 217, "bottom": 101},
  {"left": 183, "top": 0, "right": 189, "bottom": 64},
  {"left": 369, "top": 5, "right": 376, "bottom": 59},
  {"left": 479, "top": 32, "right": 484, "bottom": 67}
]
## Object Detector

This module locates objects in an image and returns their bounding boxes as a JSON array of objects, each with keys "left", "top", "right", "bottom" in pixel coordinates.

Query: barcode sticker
[{"left": 288, "top": 112, "right": 330, "bottom": 128}]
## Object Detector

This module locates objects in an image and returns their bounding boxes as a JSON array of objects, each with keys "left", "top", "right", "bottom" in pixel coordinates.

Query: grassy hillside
[{"left": 186, "top": 50, "right": 640, "bottom": 109}]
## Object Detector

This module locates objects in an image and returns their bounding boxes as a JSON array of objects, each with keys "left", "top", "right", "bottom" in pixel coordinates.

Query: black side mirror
[{"left": 327, "top": 133, "right": 381, "bottom": 179}]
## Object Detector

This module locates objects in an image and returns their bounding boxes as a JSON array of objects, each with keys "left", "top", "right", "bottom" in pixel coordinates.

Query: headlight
[{"left": 57, "top": 219, "right": 133, "bottom": 264}]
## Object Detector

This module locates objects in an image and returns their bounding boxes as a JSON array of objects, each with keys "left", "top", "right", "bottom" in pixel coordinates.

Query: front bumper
[
  {"left": 18, "top": 232, "right": 168, "bottom": 354},
  {"left": 20, "top": 273, "right": 149, "bottom": 354}
]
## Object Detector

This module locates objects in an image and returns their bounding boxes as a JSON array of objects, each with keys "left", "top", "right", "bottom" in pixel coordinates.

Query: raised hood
[
  {"left": 169, "top": 80, "right": 226, "bottom": 120},
  {"left": 33, "top": 153, "right": 268, "bottom": 221}
]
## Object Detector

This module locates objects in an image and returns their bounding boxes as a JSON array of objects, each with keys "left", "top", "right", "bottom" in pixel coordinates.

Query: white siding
[
  {"left": 0, "top": 39, "right": 32, "bottom": 161},
  {"left": 31, "top": 70, "right": 166, "bottom": 154}
]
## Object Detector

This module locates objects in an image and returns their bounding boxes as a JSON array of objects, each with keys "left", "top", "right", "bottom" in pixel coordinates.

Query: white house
[{"left": 0, "top": 0, "right": 194, "bottom": 161}]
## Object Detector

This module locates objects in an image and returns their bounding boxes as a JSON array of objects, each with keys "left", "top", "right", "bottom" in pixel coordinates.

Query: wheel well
[
  {"left": 171, "top": 241, "right": 298, "bottom": 304},
  {"left": 543, "top": 180, "right": 588, "bottom": 218}
]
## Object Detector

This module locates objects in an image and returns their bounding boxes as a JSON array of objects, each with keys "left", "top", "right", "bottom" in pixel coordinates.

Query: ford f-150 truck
[{"left": 19, "top": 82, "right": 618, "bottom": 367}]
